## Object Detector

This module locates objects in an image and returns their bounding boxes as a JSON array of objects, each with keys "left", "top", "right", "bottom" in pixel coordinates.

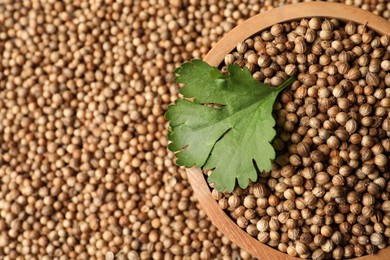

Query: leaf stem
[{"left": 276, "top": 74, "right": 297, "bottom": 92}]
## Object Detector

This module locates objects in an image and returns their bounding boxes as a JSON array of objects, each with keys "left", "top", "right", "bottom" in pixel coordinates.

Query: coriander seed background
[{"left": 0, "top": 0, "right": 389, "bottom": 260}]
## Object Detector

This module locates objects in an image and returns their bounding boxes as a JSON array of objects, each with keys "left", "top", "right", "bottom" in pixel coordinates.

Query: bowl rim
[{"left": 186, "top": 2, "right": 390, "bottom": 260}]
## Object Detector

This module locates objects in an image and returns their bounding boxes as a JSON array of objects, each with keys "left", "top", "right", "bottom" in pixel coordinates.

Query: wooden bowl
[{"left": 186, "top": 2, "right": 390, "bottom": 260}]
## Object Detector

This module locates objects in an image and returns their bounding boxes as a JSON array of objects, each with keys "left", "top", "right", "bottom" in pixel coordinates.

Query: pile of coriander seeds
[
  {"left": 212, "top": 18, "right": 390, "bottom": 259},
  {"left": 0, "top": 0, "right": 252, "bottom": 259},
  {"left": 0, "top": 0, "right": 390, "bottom": 260}
]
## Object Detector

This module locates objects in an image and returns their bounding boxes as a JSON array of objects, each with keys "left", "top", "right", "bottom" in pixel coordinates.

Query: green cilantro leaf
[{"left": 166, "top": 59, "right": 295, "bottom": 192}]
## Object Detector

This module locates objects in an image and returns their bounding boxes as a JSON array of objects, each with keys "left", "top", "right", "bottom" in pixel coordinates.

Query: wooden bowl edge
[{"left": 204, "top": 2, "right": 390, "bottom": 67}]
